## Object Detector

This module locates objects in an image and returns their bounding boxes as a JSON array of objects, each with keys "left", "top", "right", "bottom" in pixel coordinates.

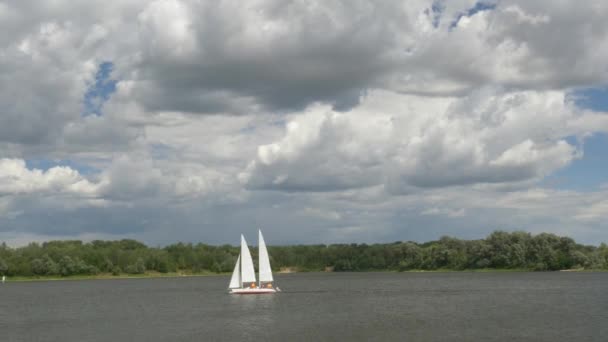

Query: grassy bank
[
  {"left": 4, "top": 267, "right": 604, "bottom": 282},
  {"left": 4, "top": 271, "right": 228, "bottom": 282}
]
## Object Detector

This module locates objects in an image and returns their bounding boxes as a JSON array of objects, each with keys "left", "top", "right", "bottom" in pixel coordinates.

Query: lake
[{"left": 1, "top": 272, "right": 606, "bottom": 341}]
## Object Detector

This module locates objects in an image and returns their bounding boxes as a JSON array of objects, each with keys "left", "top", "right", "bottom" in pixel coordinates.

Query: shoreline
[
  {"left": 4, "top": 271, "right": 229, "bottom": 283},
  {"left": 3, "top": 268, "right": 605, "bottom": 282}
]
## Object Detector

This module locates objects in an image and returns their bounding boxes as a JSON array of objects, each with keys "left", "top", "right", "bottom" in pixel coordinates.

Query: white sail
[
  {"left": 258, "top": 230, "right": 273, "bottom": 283},
  {"left": 228, "top": 254, "right": 241, "bottom": 289},
  {"left": 240, "top": 235, "right": 256, "bottom": 284}
]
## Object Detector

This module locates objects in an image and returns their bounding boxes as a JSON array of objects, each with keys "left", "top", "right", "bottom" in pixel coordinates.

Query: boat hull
[{"left": 230, "top": 288, "right": 277, "bottom": 295}]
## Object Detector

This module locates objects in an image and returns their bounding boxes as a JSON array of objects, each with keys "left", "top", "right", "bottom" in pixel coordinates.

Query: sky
[{"left": 1, "top": 0, "right": 607, "bottom": 246}]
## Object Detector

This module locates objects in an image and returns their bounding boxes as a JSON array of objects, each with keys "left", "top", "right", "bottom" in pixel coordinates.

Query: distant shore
[
  {"left": 4, "top": 268, "right": 605, "bottom": 282},
  {"left": 2, "top": 232, "right": 606, "bottom": 279}
]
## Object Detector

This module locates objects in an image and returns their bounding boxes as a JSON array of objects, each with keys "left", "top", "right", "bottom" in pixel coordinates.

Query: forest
[{"left": 0, "top": 231, "right": 607, "bottom": 277}]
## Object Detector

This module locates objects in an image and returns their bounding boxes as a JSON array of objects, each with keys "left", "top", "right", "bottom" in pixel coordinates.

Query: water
[{"left": 1, "top": 272, "right": 606, "bottom": 341}]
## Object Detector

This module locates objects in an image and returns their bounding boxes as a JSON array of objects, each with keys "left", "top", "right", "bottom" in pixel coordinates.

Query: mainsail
[
  {"left": 258, "top": 230, "right": 273, "bottom": 284},
  {"left": 228, "top": 255, "right": 241, "bottom": 289},
  {"left": 240, "top": 235, "right": 256, "bottom": 284}
]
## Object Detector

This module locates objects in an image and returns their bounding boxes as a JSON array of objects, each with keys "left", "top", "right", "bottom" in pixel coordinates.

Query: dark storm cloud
[
  {"left": 129, "top": 0, "right": 412, "bottom": 114},
  {"left": 0, "top": 201, "right": 160, "bottom": 236}
]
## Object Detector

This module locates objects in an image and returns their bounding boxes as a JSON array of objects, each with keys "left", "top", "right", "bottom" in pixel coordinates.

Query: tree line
[{"left": 0, "top": 231, "right": 607, "bottom": 277}]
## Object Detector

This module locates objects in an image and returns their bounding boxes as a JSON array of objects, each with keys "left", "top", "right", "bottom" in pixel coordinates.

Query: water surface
[{"left": 1, "top": 272, "right": 606, "bottom": 341}]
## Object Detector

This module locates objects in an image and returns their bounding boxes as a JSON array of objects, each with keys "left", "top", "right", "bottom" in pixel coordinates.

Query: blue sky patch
[
  {"left": 83, "top": 61, "right": 117, "bottom": 116},
  {"left": 544, "top": 86, "right": 608, "bottom": 191},
  {"left": 429, "top": 0, "right": 444, "bottom": 28},
  {"left": 544, "top": 133, "right": 608, "bottom": 191},
  {"left": 465, "top": 1, "right": 497, "bottom": 17},
  {"left": 572, "top": 86, "right": 608, "bottom": 112},
  {"left": 450, "top": 1, "right": 497, "bottom": 30}
]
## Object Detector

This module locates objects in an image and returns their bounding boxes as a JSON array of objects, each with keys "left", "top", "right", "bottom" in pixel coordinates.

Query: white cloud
[
  {"left": 421, "top": 207, "right": 466, "bottom": 218},
  {"left": 0, "top": 159, "right": 98, "bottom": 196},
  {"left": 91, "top": 0, "right": 608, "bottom": 113},
  {"left": 242, "top": 88, "right": 590, "bottom": 192},
  {"left": 96, "top": 155, "right": 231, "bottom": 201},
  {"left": 1, "top": 0, "right": 608, "bottom": 245},
  {"left": 303, "top": 207, "right": 342, "bottom": 221}
]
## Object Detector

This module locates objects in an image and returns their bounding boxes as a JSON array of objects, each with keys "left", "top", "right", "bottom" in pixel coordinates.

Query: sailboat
[{"left": 229, "top": 230, "right": 277, "bottom": 294}]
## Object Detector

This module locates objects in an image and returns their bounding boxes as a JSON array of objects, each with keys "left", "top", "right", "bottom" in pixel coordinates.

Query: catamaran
[{"left": 228, "top": 230, "right": 277, "bottom": 294}]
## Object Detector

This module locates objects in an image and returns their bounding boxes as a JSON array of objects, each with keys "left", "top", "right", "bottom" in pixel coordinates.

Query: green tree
[
  {"left": 44, "top": 255, "right": 59, "bottom": 275},
  {"left": 397, "top": 243, "right": 422, "bottom": 270},
  {"left": 31, "top": 258, "right": 47, "bottom": 275},
  {"left": 59, "top": 256, "right": 76, "bottom": 276},
  {"left": 101, "top": 257, "right": 114, "bottom": 273},
  {"left": 0, "top": 257, "right": 8, "bottom": 275},
  {"left": 600, "top": 243, "right": 608, "bottom": 269},
  {"left": 570, "top": 251, "right": 590, "bottom": 268},
  {"left": 125, "top": 258, "right": 146, "bottom": 274},
  {"left": 111, "top": 265, "right": 122, "bottom": 276}
]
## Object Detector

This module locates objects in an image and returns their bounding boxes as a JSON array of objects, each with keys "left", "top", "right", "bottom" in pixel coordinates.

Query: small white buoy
[{"left": 276, "top": 287, "right": 281, "bottom": 292}]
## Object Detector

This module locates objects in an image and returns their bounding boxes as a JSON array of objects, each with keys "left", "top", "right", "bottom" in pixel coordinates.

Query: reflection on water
[
  {"left": 229, "top": 294, "right": 277, "bottom": 338},
  {"left": 2, "top": 272, "right": 607, "bottom": 341}
]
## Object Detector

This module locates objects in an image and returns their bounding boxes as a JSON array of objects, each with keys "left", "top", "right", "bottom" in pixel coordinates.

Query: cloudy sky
[{"left": 1, "top": 0, "right": 607, "bottom": 246}]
